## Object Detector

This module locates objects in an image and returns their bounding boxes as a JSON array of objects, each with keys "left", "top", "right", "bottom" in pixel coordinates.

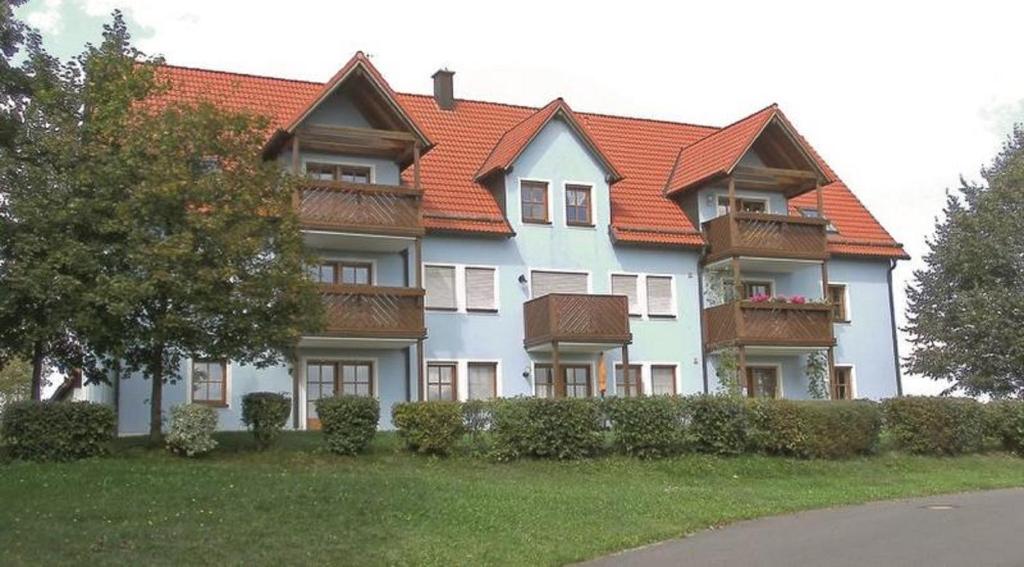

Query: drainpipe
[
  {"left": 887, "top": 259, "right": 903, "bottom": 396},
  {"left": 697, "top": 266, "right": 709, "bottom": 394}
]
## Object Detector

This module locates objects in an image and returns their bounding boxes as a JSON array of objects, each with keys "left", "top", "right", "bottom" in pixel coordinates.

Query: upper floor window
[
  {"left": 306, "top": 162, "right": 372, "bottom": 184},
  {"left": 191, "top": 359, "right": 227, "bottom": 407},
  {"left": 565, "top": 184, "right": 593, "bottom": 226},
  {"left": 799, "top": 207, "right": 838, "bottom": 232},
  {"left": 313, "top": 261, "right": 372, "bottom": 285},
  {"left": 465, "top": 267, "right": 498, "bottom": 312},
  {"left": 531, "top": 270, "right": 588, "bottom": 298},
  {"left": 828, "top": 284, "right": 849, "bottom": 322},
  {"left": 646, "top": 276, "right": 675, "bottom": 318},
  {"left": 724, "top": 279, "right": 773, "bottom": 300},
  {"left": 611, "top": 274, "right": 641, "bottom": 315},
  {"left": 425, "top": 265, "right": 457, "bottom": 310},
  {"left": 717, "top": 196, "right": 767, "bottom": 216},
  {"left": 521, "top": 180, "right": 550, "bottom": 224}
]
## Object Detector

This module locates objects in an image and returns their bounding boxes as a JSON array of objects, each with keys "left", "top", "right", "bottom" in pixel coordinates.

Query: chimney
[{"left": 432, "top": 68, "right": 455, "bottom": 110}]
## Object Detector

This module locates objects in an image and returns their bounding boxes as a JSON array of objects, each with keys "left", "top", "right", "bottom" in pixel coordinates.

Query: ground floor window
[
  {"left": 191, "top": 359, "right": 227, "bottom": 406},
  {"left": 306, "top": 360, "right": 373, "bottom": 429},
  {"left": 426, "top": 362, "right": 457, "bottom": 401},
  {"left": 832, "top": 366, "right": 853, "bottom": 400},
  {"left": 745, "top": 366, "right": 779, "bottom": 399},
  {"left": 614, "top": 364, "right": 642, "bottom": 397},
  {"left": 651, "top": 365, "right": 677, "bottom": 396},
  {"left": 534, "top": 364, "right": 591, "bottom": 398},
  {"left": 535, "top": 365, "right": 554, "bottom": 398},
  {"left": 468, "top": 362, "right": 497, "bottom": 400}
]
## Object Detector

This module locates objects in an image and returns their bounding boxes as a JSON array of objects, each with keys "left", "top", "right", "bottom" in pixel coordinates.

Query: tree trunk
[
  {"left": 148, "top": 345, "right": 165, "bottom": 446},
  {"left": 30, "top": 340, "right": 45, "bottom": 401}
]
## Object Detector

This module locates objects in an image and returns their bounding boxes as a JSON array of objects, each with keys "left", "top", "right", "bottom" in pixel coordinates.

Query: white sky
[{"left": 26, "top": 0, "right": 1024, "bottom": 395}]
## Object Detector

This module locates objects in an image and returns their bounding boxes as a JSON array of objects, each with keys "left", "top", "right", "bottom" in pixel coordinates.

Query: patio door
[
  {"left": 745, "top": 366, "right": 779, "bottom": 399},
  {"left": 305, "top": 360, "right": 374, "bottom": 430}
]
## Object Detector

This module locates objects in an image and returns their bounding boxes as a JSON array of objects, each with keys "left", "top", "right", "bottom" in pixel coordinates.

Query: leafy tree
[
  {"left": 0, "top": 14, "right": 97, "bottom": 400},
  {"left": 905, "top": 125, "right": 1024, "bottom": 398},
  {"left": 0, "top": 356, "right": 32, "bottom": 409},
  {"left": 76, "top": 16, "right": 322, "bottom": 443},
  {"left": 0, "top": 0, "right": 30, "bottom": 146}
]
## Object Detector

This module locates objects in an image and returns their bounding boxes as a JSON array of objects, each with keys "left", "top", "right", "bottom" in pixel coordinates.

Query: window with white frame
[
  {"left": 530, "top": 270, "right": 588, "bottom": 298},
  {"left": 646, "top": 276, "right": 675, "bottom": 317},
  {"left": 611, "top": 274, "right": 641, "bottom": 315},
  {"left": 651, "top": 365, "right": 677, "bottom": 396},
  {"left": 467, "top": 362, "right": 498, "bottom": 400},
  {"left": 424, "top": 265, "right": 457, "bottom": 310},
  {"left": 465, "top": 267, "right": 497, "bottom": 312}
]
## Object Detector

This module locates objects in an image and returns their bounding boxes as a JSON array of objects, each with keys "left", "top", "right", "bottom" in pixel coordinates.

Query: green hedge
[
  {"left": 604, "top": 396, "right": 686, "bottom": 458},
  {"left": 986, "top": 400, "right": 1024, "bottom": 455},
  {"left": 686, "top": 395, "right": 748, "bottom": 455},
  {"left": 241, "top": 392, "right": 292, "bottom": 450},
  {"left": 491, "top": 397, "right": 603, "bottom": 460},
  {"left": 748, "top": 399, "right": 881, "bottom": 458},
  {"left": 392, "top": 401, "right": 465, "bottom": 455},
  {"left": 1, "top": 401, "right": 115, "bottom": 462},
  {"left": 882, "top": 396, "right": 986, "bottom": 455},
  {"left": 317, "top": 396, "right": 379, "bottom": 455}
]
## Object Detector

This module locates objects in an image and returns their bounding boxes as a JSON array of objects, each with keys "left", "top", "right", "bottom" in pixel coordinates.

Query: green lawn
[{"left": 1, "top": 433, "right": 1022, "bottom": 566}]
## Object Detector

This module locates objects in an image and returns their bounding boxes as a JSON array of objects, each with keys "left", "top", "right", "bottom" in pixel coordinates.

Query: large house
[{"left": 74, "top": 52, "right": 908, "bottom": 433}]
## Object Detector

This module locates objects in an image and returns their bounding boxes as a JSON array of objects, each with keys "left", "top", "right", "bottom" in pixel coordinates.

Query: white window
[
  {"left": 465, "top": 267, "right": 497, "bottom": 312},
  {"left": 611, "top": 274, "right": 641, "bottom": 315},
  {"left": 530, "top": 270, "right": 588, "bottom": 298},
  {"left": 425, "top": 265, "right": 457, "bottom": 310},
  {"left": 467, "top": 362, "right": 498, "bottom": 400},
  {"left": 651, "top": 365, "right": 677, "bottom": 396},
  {"left": 646, "top": 276, "right": 675, "bottom": 317}
]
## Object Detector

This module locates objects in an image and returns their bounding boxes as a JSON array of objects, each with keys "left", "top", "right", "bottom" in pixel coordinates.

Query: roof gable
[
  {"left": 280, "top": 52, "right": 432, "bottom": 149},
  {"left": 475, "top": 98, "right": 622, "bottom": 182},
  {"left": 664, "top": 104, "right": 831, "bottom": 196}
]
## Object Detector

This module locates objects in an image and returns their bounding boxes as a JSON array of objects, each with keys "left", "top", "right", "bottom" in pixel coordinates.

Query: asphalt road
[{"left": 580, "top": 488, "right": 1024, "bottom": 567}]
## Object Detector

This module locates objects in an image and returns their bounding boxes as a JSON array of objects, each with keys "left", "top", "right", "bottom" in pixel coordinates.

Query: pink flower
[
  {"left": 750, "top": 293, "right": 770, "bottom": 303},
  {"left": 790, "top": 295, "right": 806, "bottom": 304}
]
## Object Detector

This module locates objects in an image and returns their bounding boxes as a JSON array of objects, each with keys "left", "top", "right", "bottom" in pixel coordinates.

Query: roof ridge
[
  {"left": 680, "top": 102, "right": 778, "bottom": 148},
  {"left": 154, "top": 62, "right": 322, "bottom": 86}
]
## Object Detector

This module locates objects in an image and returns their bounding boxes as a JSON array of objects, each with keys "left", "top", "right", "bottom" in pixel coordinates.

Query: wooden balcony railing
[
  {"left": 703, "top": 212, "right": 827, "bottom": 263},
  {"left": 296, "top": 180, "right": 424, "bottom": 237},
  {"left": 319, "top": 284, "right": 426, "bottom": 339},
  {"left": 703, "top": 300, "right": 834, "bottom": 351},
  {"left": 523, "top": 294, "right": 632, "bottom": 348}
]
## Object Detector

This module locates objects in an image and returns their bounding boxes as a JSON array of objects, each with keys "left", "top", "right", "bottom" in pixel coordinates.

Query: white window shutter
[
  {"left": 425, "top": 265, "right": 457, "bottom": 309},
  {"left": 646, "top": 276, "right": 674, "bottom": 316},
  {"left": 465, "top": 267, "right": 496, "bottom": 311},
  {"left": 530, "top": 271, "right": 587, "bottom": 298},
  {"left": 611, "top": 274, "right": 640, "bottom": 314}
]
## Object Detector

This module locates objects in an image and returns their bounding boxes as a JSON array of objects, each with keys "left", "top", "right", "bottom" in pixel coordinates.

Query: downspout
[
  {"left": 887, "top": 259, "right": 903, "bottom": 396},
  {"left": 697, "top": 263, "right": 709, "bottom": 394}
]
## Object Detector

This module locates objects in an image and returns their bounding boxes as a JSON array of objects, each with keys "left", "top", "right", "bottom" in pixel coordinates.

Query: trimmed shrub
[
  {"left": 166, "top": 403, "right": 218, "bottom": 457},
  {"left": 241, "top": 392, "right": 291, "bottom": 450},
  {"left": 0, "top": 401, "right": 115, "bottom": 462},
  {"left": 392, "top": 401, "right": 465, "bottom": 455},
  {"left": 317, "top": 396, "right": 379, "bottom": 455},
  {"left": 491, "top": 397, "right": 603, "bottom": 460},
  {"left": 604, "top": 396, "right": 686, "bottom": 458},
  {"left": 748, "top": 399, "right": 881, "bottom": 459},
  {"left": 986, "top": 400, "right": 1024, "bottom": 455},
  {"left": 882, "top": 396, "right": 986, "bottom": 455},
  {"left": 685, "top": 395, "right": 748, "bottom": 455}
]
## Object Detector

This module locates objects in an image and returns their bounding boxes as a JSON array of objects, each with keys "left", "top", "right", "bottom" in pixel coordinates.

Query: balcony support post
[
  {"left": 552, "top": 341, "right": 563, "bottom": 398},
  {"left": 738, "top": 345, "right": 747, "bottom": 396},
  {"left": 417, "top": 338, "right": 425, "bottom": 401},
  {"left": 827, "top": 346, "right": 836, "bottom": 400}
]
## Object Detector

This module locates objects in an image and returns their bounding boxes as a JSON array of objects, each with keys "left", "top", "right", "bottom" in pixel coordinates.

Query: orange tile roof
[{"left": 149, "top": 58, "right": 907, "bottom": 259}]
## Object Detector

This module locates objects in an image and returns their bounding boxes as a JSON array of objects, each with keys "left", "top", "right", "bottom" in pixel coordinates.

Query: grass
[{"left": 1, "top": 432, "right": 1022, "bottom": 566}]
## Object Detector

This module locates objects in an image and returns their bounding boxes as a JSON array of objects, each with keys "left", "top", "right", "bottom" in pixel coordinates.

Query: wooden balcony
[
  {"left": 296, "top": 180, "right": 424, "bottom": 238},
  {"left": 523, "top": 294, "right": 632, "bottom": 349},
  {"left": 319, "top": 284, "right": 426, "bottom": 340},
  {"left": 703, "top": 300, "right": 834, "bottom": 351},
  {"left": 703, "top": 212, "right": 827, "bottom": 264}
]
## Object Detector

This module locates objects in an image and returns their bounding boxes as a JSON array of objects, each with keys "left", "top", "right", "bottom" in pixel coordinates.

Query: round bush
[
  {"left": 882, "top": 396, "right": 985, "bottom": 455},
  {"left": 392, "top": 401, "right": 465, "bottom": 455},
  {"left": 490, "top": 397, "right": 603, "bottom": 460},
  {"left": 0, "top": 401, "right": 115, "bottom": 462},
  {"left": 604, "top": 396, "right": 686, "bottom": 458},
  {"left": 241, "top": 392, "right": 291, "bottom": 450},
  {"left": 166, "top": 403, "right": 218, "bottom": 457},
  {"left": 316, "top": 396, "right": 379, "bottom": 455}
]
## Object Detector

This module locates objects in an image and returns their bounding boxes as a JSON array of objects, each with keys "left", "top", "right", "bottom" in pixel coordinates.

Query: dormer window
[
  {"left": 565, "top": 184, "right": 593, "bottom": 226},
  {"left": 306, "top": 162, "right": 372, "bottom": 184},
  {"left": 799, "top": 207, "right": 838, "bottom": 232},
  {"left": 521, "top": 180, "right": 550, "bottom": 224},
  {"left": 716, "top": 196, "right": 767, "bottom": 216}
]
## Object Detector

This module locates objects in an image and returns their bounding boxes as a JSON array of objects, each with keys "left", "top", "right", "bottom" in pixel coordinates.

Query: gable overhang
[
  {"left": 474, "top": 105, "right": 623, "bottom": 184},
  {"left": 263, "top": 54, "right": 433, "bottom": 163}
]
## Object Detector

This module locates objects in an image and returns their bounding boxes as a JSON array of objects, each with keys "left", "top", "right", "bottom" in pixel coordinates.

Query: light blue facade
[{"left": 91, "top": 78, "right": 902, "bottom": 435}]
